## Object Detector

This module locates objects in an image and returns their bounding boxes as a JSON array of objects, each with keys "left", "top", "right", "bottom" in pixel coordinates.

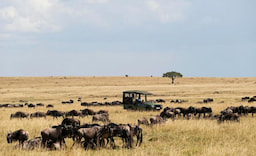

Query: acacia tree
[{"left": 163, "top": 71, "right": 183, "bottom": 84}]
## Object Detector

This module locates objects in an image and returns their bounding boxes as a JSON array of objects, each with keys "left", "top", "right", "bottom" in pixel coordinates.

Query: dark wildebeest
[
  {"left": 10, "top": 111, "right": 29, "bottom": 119},
  {"left": 194, "top": 107, "right": 212, "bottom": 118},
  {"left": 248, "top": 106, "right": 256, "bottom": 116},
  {"left": 163, "top": 107, "right": 181, "bottom": 117},
  {"left": 41, "top": 125, "right": 73, "bottom": 149},
  {"left": 92, "top": 113, "right": 110, "bottom": 123},
  {"left": 25, "top": 103, "right": 36, "bottom": 108},
  {"left": 160, "top": 110, "right": 175, "bottom": 121},
  {"left": 65, "top": 110, "right": 83, "bottom": 118},
  {"left": 241, "top": 96, "right": 250, "bottom": 101},
  {"left": 72, "top": 125, "right": 102, "bottom": 149},
  {"left": 30, "top": 112, "right": 46, "bottom": 119},
  {"left": 62, "top": 100, "right": 74, "bottom": 104},
  {"left": 156, "top": 99, "right": 165, "bottom": 103},
  {"left": 46, "top": 110, "right": 65, "bottom": 119},
  {"left": 218, "top": 113, "right": 240, "bottom": 123},
  {"left": 46, "top": 104, "right": 54, "bottom": 108},
  {"left": 61, "top": 118, "right": 80, "bottom": 128},
  {"left": 96, "top": 110, "right": 109, "bottom": 115},
  {"left": 36, "top": 103, "right": 44, "bottom": 107},
  {"left": 78, "top": 97, "right": 81, "bottom": 102},
  {"left": 103, "top": 123, "right": 134, "bottom": 149},
  {"left": 175, "top": 106, "right": 196, "bottom": 119},
  {"left": 248, "top": 97, "right": 256, "bottom": 103},
  {"left": 7, "top": 129, "right": 29, "bottom": 146},
  {"left": 138, "top": 117, "right": 150, "bottom": 126},
  {"left": 15, "top": 137, "right": 42, "bottom": 150},
  {"left": 128, "top": 124, "right": 143, "bottom": 147},
  {"left": 203, "top": 98, "right": 214, "bottom": 103},
  {"left": 150, "top": 115, "right": 166, "bottom": 125},
  {"left": 80, "top": 108, "right": 96, "bottom": 116}
]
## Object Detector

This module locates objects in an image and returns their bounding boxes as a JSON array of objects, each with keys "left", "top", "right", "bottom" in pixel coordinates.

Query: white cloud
[
  {"left": 0, "top": 0, "right": 190, "bottom": 33},
  {"left": 0, "top": 0, "right": 62, "bottom": 32}
]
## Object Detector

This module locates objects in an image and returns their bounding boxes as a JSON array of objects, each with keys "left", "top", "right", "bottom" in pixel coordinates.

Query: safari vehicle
[{"left": 122, "top": 90, "right": 162, "bottom": 111}]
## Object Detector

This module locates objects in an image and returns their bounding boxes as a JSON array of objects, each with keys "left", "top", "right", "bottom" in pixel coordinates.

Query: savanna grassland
[{"left": 0, "top": 76, "right": 256, "bottom": 156}]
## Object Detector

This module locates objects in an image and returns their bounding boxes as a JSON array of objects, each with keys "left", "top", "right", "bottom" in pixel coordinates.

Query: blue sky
[{"left": 0, "top": 0, "right": 255, "bottom": 77}]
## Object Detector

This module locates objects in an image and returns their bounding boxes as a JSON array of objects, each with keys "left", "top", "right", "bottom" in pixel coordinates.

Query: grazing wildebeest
[
  {"left": 25, "top": 103, "right": 36, "bottom": 108},
  {"left": 150, "top": 115, "right": 166, "bottom": 125},
  {"left": 13, "top": 104, "right": 24, "bottom": 108},
  {"left": 46, "top": 104, "right": 54, "bottom": 108},
  {"left": 194, "top": 107, "right": 212, "bottom": 118},
  {"left": 156, "top": 99, "right": 165, "bottom": 103},
  {"left": 46, "top": 110, "right": 65, "bottom": 119},
  {"left": 138, "top": 117, "right": 150, "bottom": 126},
  {"left": 175, "top": 106, "right": 196, "bottom": 119},
  {"left": 10, "top": 111, "right": 29, "bottom": 119},
  {"left": 30, "top": 112, "right": 46, "bottom": 119},
  {"left": 78, "top": 97, "right": 81, "bottom": 102},
  {"left": 36, "top": 103, "right": 44, "bottom": 107},
  {"left": 128, "top": 124, "right": 143, "bottom": 147},
  {"left": 15, "top": 137, "right": 42, "bottom": 150},
  {"left": 61, "top": 118, "right": 80, "bottom": 128},
  {"left": 62, "top": 100, "right": 74, "bottom": 104},
  {"left": 218, "top": 113, "right": 240, "bottom": 123},
  {"left": 241, "top": 96, "right": 250, "bottom": 101},
  {"left": 203, "top": 98, "right": 214, "bottom": 103},
  {"left": 104, "top": 123, "right": 134, "bottom": 149},
  {"left": 72, "top": 126, "right": 102, "bottom": 149},
  {"left": 7, "top": 129, "right": 29, "bottom": 146},
  {"left": 248, "top": 106, "right": 256, "bottom": 116},
  {"left": 96, "top": 110, "right": 109, "bottom": 115},
  {"left": 65, "top": 110, "right": 83, "bottom": 118},
  {"left": 160, "top": 111, "right": 175, "bottom": 121},
  {"left": 248, "top": 97, "right": 256, "bottom": 103},
  {"left": 92, "top": 113, "right": 110, "bottom": 123},
  {"left": 80, "top": 108, "right": 96, "bottom": 116},
  {"left": 41, "top": 125, "right": 73, "bottom": 149}
]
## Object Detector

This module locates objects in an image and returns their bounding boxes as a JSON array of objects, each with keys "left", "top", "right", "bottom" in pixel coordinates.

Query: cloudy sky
[{"left": 0, "top": 0, "right": 255, "bottom": 77}]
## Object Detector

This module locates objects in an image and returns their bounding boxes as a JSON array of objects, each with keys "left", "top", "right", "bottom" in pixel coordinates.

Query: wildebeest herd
[{"left": 4, "top": 96, "right": 256, "bottom": 151}]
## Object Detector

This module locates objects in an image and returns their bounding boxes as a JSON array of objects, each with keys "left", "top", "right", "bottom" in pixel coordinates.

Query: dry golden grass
[{"left": 0, "top": 76, "right": 256, "bottom": 156}]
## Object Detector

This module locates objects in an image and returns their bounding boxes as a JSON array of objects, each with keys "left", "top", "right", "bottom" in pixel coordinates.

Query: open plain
[{"left": 0, "top": 76, "right": 256, "bottom": 156}]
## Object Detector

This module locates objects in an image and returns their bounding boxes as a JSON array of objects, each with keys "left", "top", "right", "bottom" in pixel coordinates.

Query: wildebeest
[
  {"left": 41, "top": 125, "right": 73, "bottom": 149},
  {"left": 96, "top": 110, "right": 109, "bottom": 115},
  {"left": 92, "top": 113, "right": 110, "bottom": 123},
  {"left": 36, "top": 103, "right": 44, "bottom": 107},
  {"left": 138, "top": 117, "right": 150, "bottom": 126},
  {"left": 160, "top": 110, "right": 175, "bottom": 121},
  {"left": 61, "top": 118, "right": 80, "bottom": 128},
  {"left": 65, "top": 110, "right": 83, "bottom": 118},
  {"left": 241, "top": 96, "right": 250, "bottom": 101},
  {"left": 150, "top": 115, "right": 166, "bottom": 125},
  {"left": 203, "top": 98, "right": 214, "bottom": 103},
  {"left": 218, "top": 113, "right": 240, "bottom": 123},
  {"left": 62, "top": 100, "right": 74, "bottom": 104},
  {"left": 14, "top": 137, "right": 42, "bottom": 150},
  {"left": 46, "top": 104, "right": 54, "bottom": 108},
  {"left": 156, "top": 99, "right": 165, "bottom": 103},
  {"left": 103, "top": 123, "right": 134, "bottom": 149},
  {"left": 175, "top": 106, "right": 196, "bottom": 118},
  {"left": 248, "top": 97, "right": 256, "bottom": 103},
  {"left": 30, "top": 112, "right": 46, "bottom": 119},
  {"left": 46, "top": 110, "right": 65, "bottom": 119},
  {"left": 80, "top": 108, "right": 96, "bottom": 116},
  {"left": 7, "top": 129, "right": 29, "bottom": 146},
  {"left": 25, "top": 103, "right": 36, "bottom": 108},
  {"left": 72, "top": 126, "right": 102, "bottom": 149},
  {"left": 194, "top": 107, "right": 212, "bottom": 118},
  {"left": 10, "top": 111, "right": 29, "bottom": 119}
]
